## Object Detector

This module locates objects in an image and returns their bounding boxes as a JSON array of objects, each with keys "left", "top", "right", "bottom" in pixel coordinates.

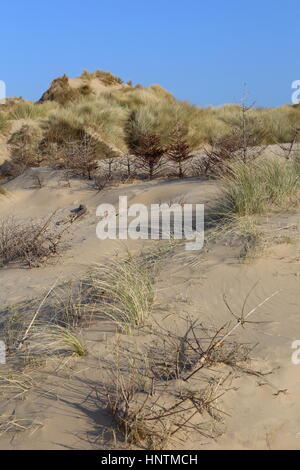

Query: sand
[{"left": 0, "top": 167, "right": 300, "bottom": 449}]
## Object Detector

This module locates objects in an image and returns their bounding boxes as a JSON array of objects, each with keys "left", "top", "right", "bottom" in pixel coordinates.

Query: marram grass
[{"left": 90, "top": 258, "right": 154, "bottom": 333}]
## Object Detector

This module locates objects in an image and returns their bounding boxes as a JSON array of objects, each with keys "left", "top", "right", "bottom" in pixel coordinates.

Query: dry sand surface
[{"left": 0, "top": 168, "right": 300, "bottom": 449}]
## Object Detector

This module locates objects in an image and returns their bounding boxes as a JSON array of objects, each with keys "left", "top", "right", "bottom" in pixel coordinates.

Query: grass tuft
[
  {"left": 215, "top": 159, "right": 299, "bottom": 220},
  {"left": 39, "top": 324, "right": 87, "bottom": 357},
  {"left": 9, "top": 101, "right": 57, "bottom": 120},
  {"left": 0, "top": 112, "right": 11, "bottom": 135},
  {"left": 90, "top": 258, "right": 154, "bottom": 333}
]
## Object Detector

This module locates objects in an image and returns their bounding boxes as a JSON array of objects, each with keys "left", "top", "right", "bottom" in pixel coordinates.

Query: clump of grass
[
  {"left": 8, "top": 124, "right": 44, "bottom": 173},
  {"left": 38, "top": 324, "right": 86, "bottom": 357},
  {"left": 44, "top": 96, "right": 128, "bottom": 153},
  {"left": 9, "top": 101, "right": 57, "bottom": 120},
  {"left": 80, "top": 69, "right": 123, "bottom": 85},
  {"left": 0, "top": 282, "right": 88, "bottom": 371},
  {"left": 0, "top": 300, "right": 36, "bottom": 354},
  {"left": 216, "top": 159, "right": 299, "bottom": 220},
  {"left": 293, "top": 153, "right": 300, "bottom": 175},
  {"left": 215, "top": 163, "right": 268, "bottom": 218},
  {"left": 0, "top": 112, "right": 11, "bottom": 135},
  {"left": 210, "top": 159, "right": 299, "bottom": 261},
  {"left": 50, "top": 280, "right": 94, "bottom": 328},
  {"left": 94, "top": 70, "right": 123, "bottom": 85},
  {"left": 80, "top": 69, "right": 92, "bottom": 81},
  {"left": 0, "top": 186, "right": 7, "bottom": 196},
  {"left": 263, "top": 159, "right": 299, "bottom": 205},
  {"left": 235, "top": 217, "right": 264, "bottom": 260},
  {"left": 215, "top": 103, "right": 300, "bottom": 144},
  {"left": 90, "top": 258, "right": 154, "bottom": 333}
]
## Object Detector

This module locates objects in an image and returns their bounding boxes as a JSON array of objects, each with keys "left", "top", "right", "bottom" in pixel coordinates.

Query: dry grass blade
[
  {"left": 18, "top": 279, "right": 58, "bottom": 350},
  {"left": 0, "top": 371, "right": 34, "bottom": 400},
  {"left": 0, "top": 415, "right": 43, "bottom": 437}
]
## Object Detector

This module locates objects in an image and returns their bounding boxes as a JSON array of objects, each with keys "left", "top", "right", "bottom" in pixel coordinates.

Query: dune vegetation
[
  {"left": 0, "top": 70, "right": 299, "bottom": 182},
  {"left": 0, "top": 113, "right": 11, "bottom": 136},
  {"left": 216, "top": 158, "right": 300, "bottom": 219}
]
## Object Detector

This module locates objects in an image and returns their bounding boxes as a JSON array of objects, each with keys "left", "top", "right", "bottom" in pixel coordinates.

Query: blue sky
[{"left": 1, "top": 0, "right": 299, "bottom": 107}]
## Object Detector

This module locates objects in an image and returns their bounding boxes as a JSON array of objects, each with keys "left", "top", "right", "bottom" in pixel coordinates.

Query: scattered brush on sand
[
  {"left": 95, "top": 281, "right": 280, "bottom": 449},
  {"left": 0, "top": 229, "right": 288, "bottom": 448}
]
